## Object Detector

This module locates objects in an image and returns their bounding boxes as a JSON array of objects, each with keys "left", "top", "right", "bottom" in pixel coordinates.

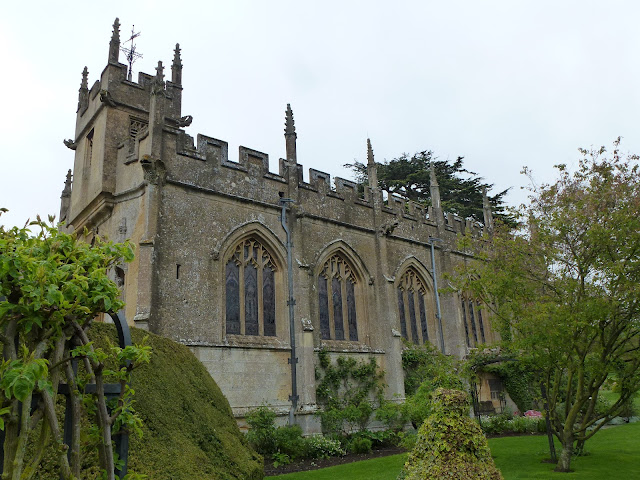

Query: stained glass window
[
  {"left": 461, "top": 299, "right": 471, "bottom": 347},
  {"left": 318, "top": 254, "right": 358, "bottom": 341},
  {"left": 397, "top": 268, "right": 432, "bottom": 345},
  {"left": 476, "top": 302, "right": 486, "bottom": 343},
  {"left": 468, "top": 299, "right": 479, "bottom": 344},
  {"left": 225, "top": 238, "right": 277, "bottom": 336}
]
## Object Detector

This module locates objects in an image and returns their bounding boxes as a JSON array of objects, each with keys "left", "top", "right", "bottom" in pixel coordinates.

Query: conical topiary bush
[{"left": 400, "top": 388, "right": 503, "bottom": 480}]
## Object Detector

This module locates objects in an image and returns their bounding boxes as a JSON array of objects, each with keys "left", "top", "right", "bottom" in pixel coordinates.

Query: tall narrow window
[
  {"left": 461, "top": 298, "right": 471, "bottom": 347},
  {"left": 225, "top": 237, "right": 277, "bottom": 336},
  {"left": 461, "top": 295, "right": 491, "bottom": 347},
  {"left": 397, "top": 288, "right": 408, "bottom": 340},
  {"left": 85, "top": 129, "right": 94, "bottom": 168},
  {"left": 476, "top": 302, "right": 486, "bottom": 343},
  {"left": 318, "top": 276, "right": 330, "bottom": 339},
  {"left": 468, "top": 299, "right": 479, "bottom": 344},
  {"left": 397, "top": 268, "right": 432, "bottom": 345},
  {"left": 318, "top": 253, "right": 358, "bottom": 341}
]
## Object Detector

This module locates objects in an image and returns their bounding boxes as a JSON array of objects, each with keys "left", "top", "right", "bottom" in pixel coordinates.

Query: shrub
[
  {"left": 246, "top": 409, "right": 308, "bottom": 460},
  {"left": 348, "top": 437, "right": 373, "bottom": 454},
  {"left": 246, "top": 406, "right": 277, "bottom": 454},
  {"left": 353, "top": 429, "right": 401, "bottom": 448},
  {"left": 375, "top": 399, "right": 408, "bottom": 431},
  {"left": 341, "top": 401, "right": 374, "bottom": 433},
  {"left": 274, "top": 425, "right": 305, "bottom": 459},
  {"left": 619, "top": 396, "right": 637, "bottom": 419},
  {"left": 272, "top": 452, "right": 291, "bottom": 468},
  {"left": 99, "top": 324, "right": 264, "bottom": 480},
  {"left": 480, "top": 413, "right": 511, "bottom": 436},
  {"left": 401, "top": 389, "right": 503, "bottom": 480},
  {"left": 592, "top": 396, "right": 614, "bottom": 419},
  {"left": 480, "top": 413, "right": 547, "bottom": 436},
  {"left": 399, "top": 431, "right": 418, "bottom": 451},
  {"left": 303, "top": 435, "right": 346, "bottom": 459}
]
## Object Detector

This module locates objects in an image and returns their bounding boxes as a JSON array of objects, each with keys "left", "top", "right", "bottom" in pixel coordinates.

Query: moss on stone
[{"left": 400, "top": 388, "right": 503, "bottom": 480}]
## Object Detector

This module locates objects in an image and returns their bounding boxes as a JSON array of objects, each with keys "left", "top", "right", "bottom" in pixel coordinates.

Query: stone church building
[{"left": 60, "top": 19, "right": 502, "bottom": 431}]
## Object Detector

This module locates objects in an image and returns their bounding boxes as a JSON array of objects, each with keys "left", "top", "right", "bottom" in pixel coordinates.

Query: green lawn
[
  {"left": 598, "top": 389, "right": 640, "bottom": 413},
  {"left": 266, "top": 422, "right": 640, "bottom": 479}
]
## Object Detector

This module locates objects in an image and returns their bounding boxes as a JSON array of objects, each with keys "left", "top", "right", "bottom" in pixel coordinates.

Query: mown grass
[
  {"left": 266, "top": 422, "right": 640, "bottom": 479},
  {"left": 266, "top": 453, "right": 408, "bottom": 480},
  {"left": 599, "top": 389, "right": 640, "bottom": 413}
]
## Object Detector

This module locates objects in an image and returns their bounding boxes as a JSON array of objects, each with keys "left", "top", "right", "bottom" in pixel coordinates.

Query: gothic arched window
[
  {"left": 397, "top": 268, "right": 431, "bottom": 345},
  {"left": 460, "top": 295, "right": 488, "bottom": 346},
  {"left": 225, "top": 237, "right": 277, "bottom": 336},
  {"left": 318, "top": 253, "right": 358, "bottom": 341}
]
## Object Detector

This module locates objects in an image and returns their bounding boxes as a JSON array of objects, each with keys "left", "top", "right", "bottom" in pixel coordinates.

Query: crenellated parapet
[
  {"left": 66, "top": 17, "right": 493, "bottom": 243},
  {"left": 163, "top": 129, "right": 489, "bottom": 242}
]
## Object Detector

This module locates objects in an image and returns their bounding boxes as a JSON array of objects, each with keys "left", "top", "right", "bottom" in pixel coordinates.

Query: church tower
[{"left": 61, "top": 18, "right": 185, "bottom": 329}]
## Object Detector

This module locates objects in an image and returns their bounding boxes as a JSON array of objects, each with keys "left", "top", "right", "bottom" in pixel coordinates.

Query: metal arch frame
[
  {"left": 60, "top": 309, "right": 133, "bottom": 479},
  {"left": 0, "top": 302, "right": 133, "bottom": 479}
]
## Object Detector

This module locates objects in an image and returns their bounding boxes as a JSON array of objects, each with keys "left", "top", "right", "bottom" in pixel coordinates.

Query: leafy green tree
[
  {"left": 455, "top": 139, "right": 640, "bottom": 472},
  {"left": 0, "top": 211, "right": 149, "bottom": 480},
  {"left": 345, "top": 151, "right": 513, "bottom": 224}
]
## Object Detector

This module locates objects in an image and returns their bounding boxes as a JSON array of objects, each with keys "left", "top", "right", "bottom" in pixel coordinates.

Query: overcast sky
[{"left": 1, "top": 1, "right": 639, "bottom": 228}]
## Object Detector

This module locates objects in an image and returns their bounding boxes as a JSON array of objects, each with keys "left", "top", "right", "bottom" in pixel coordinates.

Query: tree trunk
[
  {"left": 96, "top": 373, "right": 115, "bottom": 480},
  {"left": 64, "top": 363, "right": 82, "bottom": 477},
  {"left": 41, "top": 390, "right": 72, "bottom": 479},
  {"left": 11, "top": 392, "right": 33, "bottom": 480},
  {"left": 555, "top": 435, "right": 573, "bottom": 472},
  {"left": 3, "top": 402, "right": 20, "bottom": 478}
]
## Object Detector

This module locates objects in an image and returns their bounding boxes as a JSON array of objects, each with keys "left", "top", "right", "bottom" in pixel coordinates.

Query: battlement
[
  {"left": 65, "top": 18, "right": 492, "bottom": 245},
  {"left": 163, "top": 129, "right": 488, "bottom": 242}
]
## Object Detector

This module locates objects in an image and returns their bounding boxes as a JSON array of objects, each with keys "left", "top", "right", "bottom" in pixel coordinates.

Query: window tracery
[
  {"left": 460, "top": 296, "right": 487, "bottom": 346},
  {"left": 318, "top": 253, "right": 358, "bottom": 341},
  {"left": 397, "top": 267, "right": 431, "bottom": 345},
  {"left": 225, "top": 237, "right": 277, "bottom": 336}
]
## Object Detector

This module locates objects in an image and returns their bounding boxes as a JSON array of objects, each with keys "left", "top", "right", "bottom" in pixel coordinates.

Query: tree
[
  {"left": 0, "top": 211, "right": 149, "bottom": 480},
  {"left": 345, "top": 151, "right": 513, "bottom": 224},
  {"left": 456, "top": 139, "right": 640, "bottom": 472}
]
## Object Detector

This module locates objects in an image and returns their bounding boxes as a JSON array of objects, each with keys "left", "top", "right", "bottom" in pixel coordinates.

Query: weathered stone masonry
[{"left": 60, "top": 19, "right": 501, "bottom": 432}]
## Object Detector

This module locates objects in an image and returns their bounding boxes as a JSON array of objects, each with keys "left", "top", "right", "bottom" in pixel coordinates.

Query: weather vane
[{"left": 120, "top": 25, "right": 143, "bottom": 81}]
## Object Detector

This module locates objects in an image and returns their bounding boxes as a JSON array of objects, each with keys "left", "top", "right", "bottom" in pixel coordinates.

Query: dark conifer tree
[{"left": 346, "top": 151, "right": 514, "bottom": 226}]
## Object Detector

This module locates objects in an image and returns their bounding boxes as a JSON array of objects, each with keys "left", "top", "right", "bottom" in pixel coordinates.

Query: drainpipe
[
  {"left": 280, "top": 198, "right": 298, "bottom": 425},
  {"left": 429, "top": 237, "right": 445, "bottom": 354}
]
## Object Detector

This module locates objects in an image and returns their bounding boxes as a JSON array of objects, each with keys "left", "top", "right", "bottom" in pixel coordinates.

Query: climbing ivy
[
  {"left": 315, "top": 349, "right": 385, "bottom": 435},
  {"left": 465, "top": 349, "right": 536, "bottom": 413},
  {"left": 400, "top": 388, "right": 504, "bottom": 480},
  {"left": 401, "top": 342, "right": 465, "bottom": 427},
  {"left": 485, "top": 363, "right": 535, "bottom": 413}
]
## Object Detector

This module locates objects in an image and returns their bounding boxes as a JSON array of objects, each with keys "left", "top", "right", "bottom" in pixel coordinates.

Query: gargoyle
[
  {"left": 63, "top": 139, "right": 77, "bottom": 150},
  {"left": 379, "top": 219, "right": 399, "bottom": 236},
  {"left": 99, "top": 90, "right": 117, "bottom": 107},
  {"left": 176, "top": 115, "right": 193, "bottom": 127}
]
